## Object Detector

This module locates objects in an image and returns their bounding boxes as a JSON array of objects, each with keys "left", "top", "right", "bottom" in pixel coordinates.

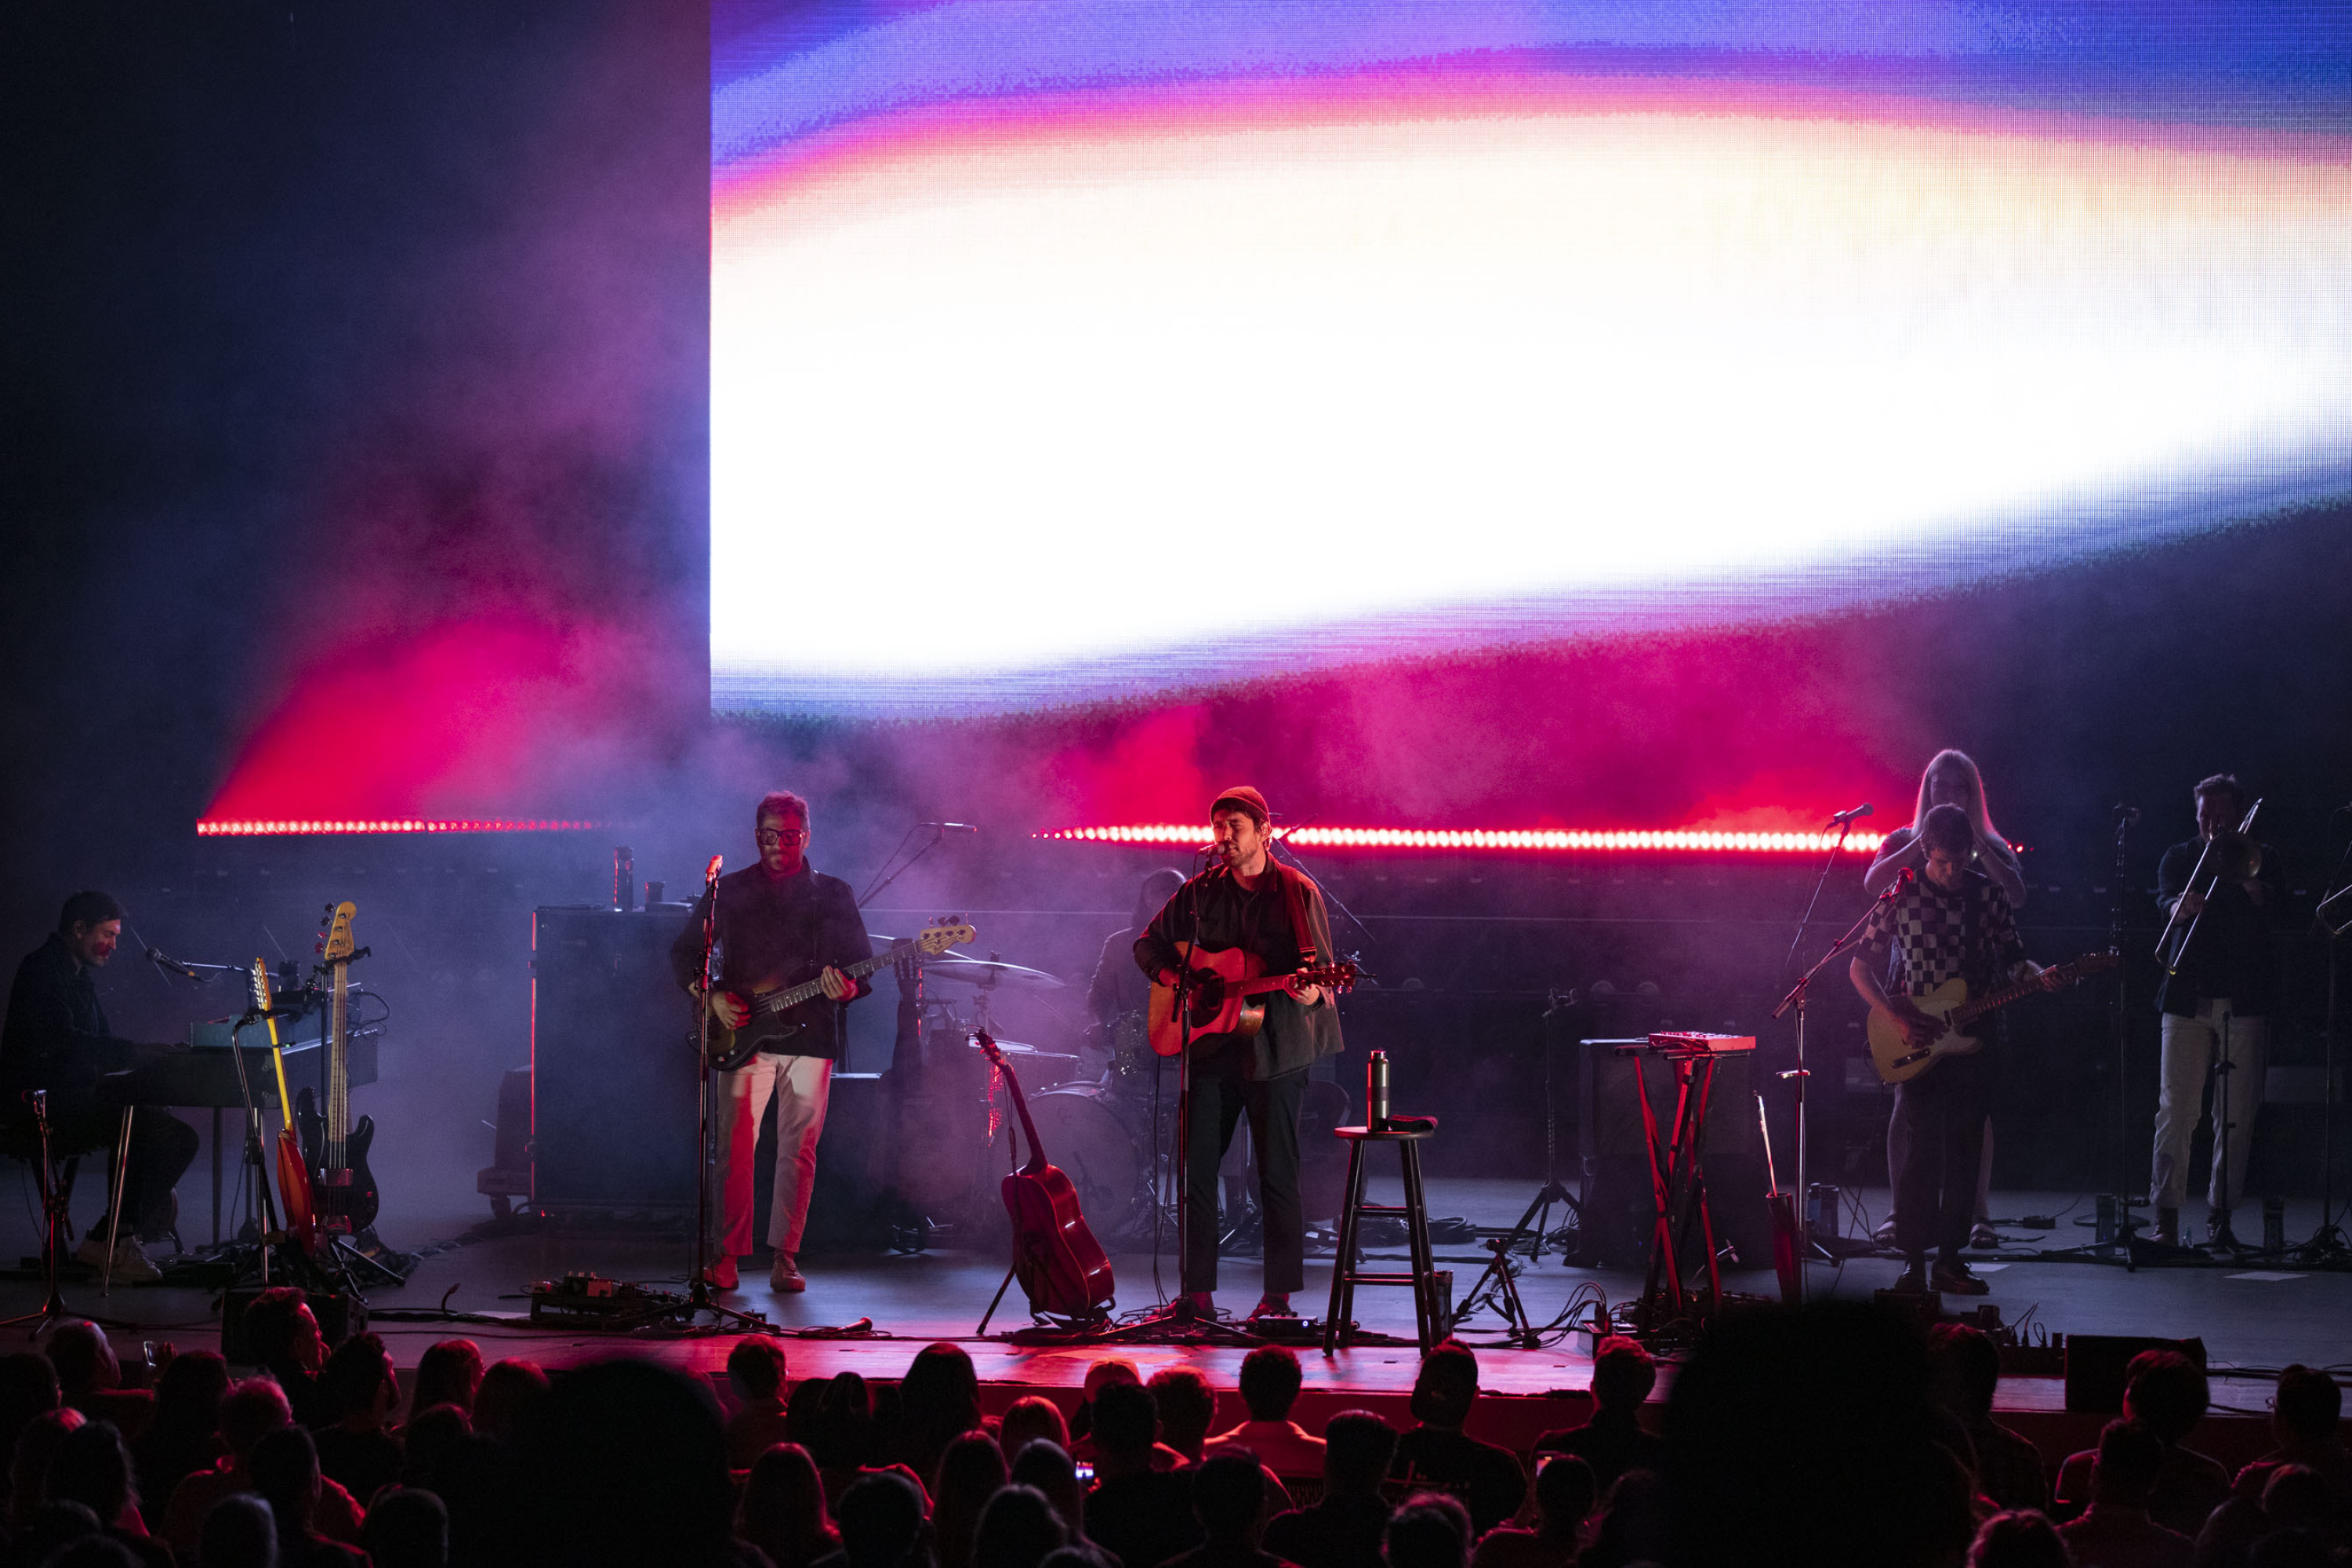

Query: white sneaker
[
  {"left": 72, "top": 1233, "right": 112, "bottom": 1272},
  {"left": 103, "top": 1237, "right": 162, "bottom": 1284}
]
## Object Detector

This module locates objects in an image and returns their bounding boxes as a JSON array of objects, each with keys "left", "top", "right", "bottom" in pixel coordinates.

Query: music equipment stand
[
  {"left": 1617, "top": 1033, "right": 1755, "bottom": 1333},
  {"left": 1454, "top": 1003, "right": 1580, "bottom": 1345},
  {"left": 2, "top": 1092, "right": 131, "bottom": 1332}
]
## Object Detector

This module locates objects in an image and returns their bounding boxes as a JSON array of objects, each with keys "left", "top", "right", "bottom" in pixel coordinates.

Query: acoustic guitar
[
  {"left": 293, "top": 901, "right": 380, "bottom": 1237},
  {"left": 975, "top": 1030, "right": 1115, "bottom": 1320},
  {"left": 706, "top": 921, "right": 975, "bottom": 1071},
  {"left": 1866, "top": 951, "right": 2118, "bottom": 1084},
  {"left": 1147, "top": 942, "right": 1358, "bottom": 1057}
]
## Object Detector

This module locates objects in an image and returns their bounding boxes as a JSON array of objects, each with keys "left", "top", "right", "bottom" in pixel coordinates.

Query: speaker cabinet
[
  {"left": 1577, "top": 1040, "right": 1769, "bottom": 1268},
  {"left": 532, "top": 907, "right": 701, "bottom": 1210}
]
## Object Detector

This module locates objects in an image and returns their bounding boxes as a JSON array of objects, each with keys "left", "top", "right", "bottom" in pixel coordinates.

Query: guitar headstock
[
  {"left": 249, "top": 957, "right": 274, "bottom": 1012},
  {"left": 1311, "top": 960, "right": 1361, "bottom": 995},
  {"left": 972, "top": 1029, "right": 1004, "bottom": 1067},
  {"left": 918, "top": 920, "right": 978, "bottom": 956},
  {"left": 321, "top": 902, "right": 358, "bottom": 964},
  {"left": 2068, "top": 952, "right": 2122, "bottom": 980}
]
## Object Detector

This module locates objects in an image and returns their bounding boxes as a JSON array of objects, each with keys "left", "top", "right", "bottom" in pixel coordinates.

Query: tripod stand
[
  {"left": 2299, "top": 858, "right": 2350, "bottom": 1261},
  {"left": 3, "top": 1091, "right": 131, "bottom": 1333},
  {"left": 1455, "top": 996, "right": 1580, "bottom": 1345}
]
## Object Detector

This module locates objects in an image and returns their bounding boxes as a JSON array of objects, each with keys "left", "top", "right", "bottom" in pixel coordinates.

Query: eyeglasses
[{"left": 756, "top": 828, "right": 809, "bottom": 846}]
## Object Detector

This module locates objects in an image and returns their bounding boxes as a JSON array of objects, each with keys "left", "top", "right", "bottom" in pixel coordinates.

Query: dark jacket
[
  {"left": 670, "top": 864, "right": 874, "bottom": 1060},
  {"left": 2154, "top": 836, "right": 2281, "bottom": 1016},
  {"left": 1, "top": 934, "right": 143, "bottom": 1104},
  {"left": 1134, "top": 862, "right": 1343, "bottom": 1080}
]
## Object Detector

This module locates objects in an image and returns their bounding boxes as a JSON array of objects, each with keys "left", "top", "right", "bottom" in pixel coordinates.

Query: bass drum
[{"left": 1018, "top": 1087, "right": 1155, "bottom": 1243}]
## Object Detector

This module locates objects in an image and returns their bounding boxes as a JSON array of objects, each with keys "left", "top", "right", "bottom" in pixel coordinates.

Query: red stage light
[
  {"left": 1034, "top": 822, "right": 1889, "bottom": 854},
  {"left": 195, "top": 818, "right": 597, "bottom": 837}
]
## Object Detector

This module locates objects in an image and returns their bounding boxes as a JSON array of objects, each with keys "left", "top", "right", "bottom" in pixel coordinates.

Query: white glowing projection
[{"left": 712, "top": 105, "right": 2351, "bottom": 714}]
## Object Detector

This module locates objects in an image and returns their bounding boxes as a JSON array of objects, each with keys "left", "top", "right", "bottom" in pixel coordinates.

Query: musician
[
  {"left": 1863, "top": 749, "right": 2025, "bottom": 1251},
  {"left": 1849, "top": 805, "right": 2056, "bottom": 1296},
  {"left": 1, "top": 891, "right": 199, "bottom": 1285},
  {"left": 2151, "top": 773, "right": 2280, "bottom": 1247},
  {"left": 670, "top": 792, "right": 873, "bottom": 1294},
  {"left": 1134, "top": 786, "right": 1342, "bottom": 1321},
  {"left": 1087, "top": 869, "right": 1187, "bottom": 1033}
]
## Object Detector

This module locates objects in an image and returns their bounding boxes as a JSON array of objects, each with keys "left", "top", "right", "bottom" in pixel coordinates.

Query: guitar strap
[{"left": 1278, "top": 861, "right": 1323, "bottom": 970}]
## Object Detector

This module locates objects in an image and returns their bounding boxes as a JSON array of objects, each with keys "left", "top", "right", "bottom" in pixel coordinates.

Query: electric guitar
[
  {"left": 1866, "top": 951, "right": 2118, "bottom": 1084},
  {"left": 705, "top": 920, "right": 977, "bottom": 1071},
  {"left": 1147, "top": 942, "right": 1359, "bottom": 1057},
  {"left": 293, "top": 902, "right": 380, "bottom": 1236},
  {"left": 975, "top": 1030, "right": 1115, "bottom": 1319},
  {"left": 248, "top": 958, "right": 313, "bottom": 1254}
]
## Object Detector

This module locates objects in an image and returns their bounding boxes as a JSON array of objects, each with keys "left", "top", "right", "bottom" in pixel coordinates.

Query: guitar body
[
  {"left": 706, "top": 923, "right": 978, "bottom": 1072},
  {"left": 293, "top": 1089, "right": 382, "bottom": 1235},
  {"left": 976, "top": 1033, "right": 1115, "bottom": 1319},
  {"left": 1147, "top": 943, "right": 1269, "bottom": 1056},
  {"left": 1867, "top": 978, "right": 1982, "bottom": 1084},
  {"left": 706, "top": 984, "right": 822, "bottom": 1073},
  {"left": 278, "top": 1126, "right": 317, "bottom": 1254}
]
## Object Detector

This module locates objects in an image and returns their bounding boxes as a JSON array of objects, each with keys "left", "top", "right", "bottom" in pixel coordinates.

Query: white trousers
[
  {"left": 2151, "top": 1000, "right": 2268, "bottom": 1217},
  {"left": 712, "top": 1051, "right": 832, "bottom": 1256}
]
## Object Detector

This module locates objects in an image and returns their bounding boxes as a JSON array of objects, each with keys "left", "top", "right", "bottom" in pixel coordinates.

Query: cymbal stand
[
  {"left": 1454, "top": 994, "right": 1579, "bottom": 1345},
  {"left": 2, "top": 1091, "right": 130, "bottom": 1332}
]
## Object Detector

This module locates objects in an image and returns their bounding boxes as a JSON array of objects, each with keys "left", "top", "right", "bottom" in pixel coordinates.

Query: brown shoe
[
  {"left": 701, "top": 1254, "right": 739, "bottom": 1291},
  {"left": 770, "top": 1254, "right": 805, "bottom": 1292}
]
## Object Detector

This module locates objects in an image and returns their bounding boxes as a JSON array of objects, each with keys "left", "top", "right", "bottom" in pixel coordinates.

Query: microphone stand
[
  {"left": 674, "top": 857, "right": 769, "bottom": 1332},
  {"left": 1163, "top": 848, "right": 1216, "bottom": 1319},
  {"left": 2300, "top": 827, "right": 2352, "bottom": 1262},
  {"left": 1767, "top": 816, "right": 1857, "bottom": 1298},
  {"left": 2102, "top": 806, "right": 2142, "bottom": 1258},
  {"left": 2, "top": 1091, "right": 132, "bottom": 1331}
]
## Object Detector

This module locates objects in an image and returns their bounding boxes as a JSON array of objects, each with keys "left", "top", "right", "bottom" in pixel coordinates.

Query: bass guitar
[
  {"left": 1148, "top": 942, "right": 1358, "bottom": 1058},
  {"left": 706, "top": 920, "right": 975, "bottom": 1071},
  {"left": 294, "top": 902, "right": 380, "bottom": 1237},
  {"left": 247, "top": 958, "right": 314, "bottom": 1254},
  {"left": 975, "top": 1030, "right": 1115, "bottom": 1321},
  {"left": 1867, "top": 950, "right": 2118, "bottom": 1084}
]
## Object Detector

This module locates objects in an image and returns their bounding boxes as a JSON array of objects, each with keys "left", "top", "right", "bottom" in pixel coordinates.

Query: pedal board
[{"left": 527, "top": 1272, "right": 684, "bottom": 1329}]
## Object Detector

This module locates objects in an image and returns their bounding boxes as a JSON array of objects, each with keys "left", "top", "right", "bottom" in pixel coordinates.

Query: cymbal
[{"left": 917, "top": 955, "right": 1066, "bottom": 991}]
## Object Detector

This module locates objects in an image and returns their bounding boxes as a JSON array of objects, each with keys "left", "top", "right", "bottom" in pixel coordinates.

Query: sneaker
[
  {"left": 1872, "top": 1216, "right": 1900, "bottom": 1249},
  {"left": 1894, "top": 1261, "right": 1930, "bottom": 1293},
  {"left": 1245, "top": 1294, "right": 1298, "bottom": 1323},
  {"left": 72, "top": 1232, "right": 113, "bottom": 1272},
  {"left": 1174, "top": 1290, "right": 1215, "bottom": 1320},
  {"left": 97, "top": 1237, "right": 161, "bottom": 1285},
  {"left": 770, "top": 1254, "right": 805, "bottom": 1292},
  {"left": 2153, "top": 1207, "right": 2180, "bottom": 1246},
  {"left": 1931, "top": 1261, "right": 1990, "bottom": 1296},
  {"left": 701, "top": 1254, "right": 739, "bottom": 1291},
  {"left": 1969, "top": 1223, "right": 1999, "bottom": 1250}
]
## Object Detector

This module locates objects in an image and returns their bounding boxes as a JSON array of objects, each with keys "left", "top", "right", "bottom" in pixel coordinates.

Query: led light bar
[
  {"left": 196, "top": 819, "right": 598, "bottom": 837},
  {"left": 1036, "top": 825, "right": 1888, "bottom": 854}
]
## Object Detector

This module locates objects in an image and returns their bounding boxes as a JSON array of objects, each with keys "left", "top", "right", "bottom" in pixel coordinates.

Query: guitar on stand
[
  {"left": 972, "top": 1030, "right": 1116, "bottom": 1330},
  {"left": 252, "top": 960, "right": 314, "bottom": 1261},
  {"left": 292, "top": 902, "right": 401, "bottom": 1287}
]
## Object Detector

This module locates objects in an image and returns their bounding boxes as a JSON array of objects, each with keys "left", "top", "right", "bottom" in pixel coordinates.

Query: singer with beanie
[{"left": 1134, "top": 786, "right": 1344, "bottom": 1323}]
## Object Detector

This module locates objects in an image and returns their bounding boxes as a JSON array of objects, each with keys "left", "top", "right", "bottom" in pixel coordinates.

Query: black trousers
[
  {"left": 1184, "top": 1059, "right": 1305, "bottom": 1294},
  {"left": 1891, "top": 1049, "right": 1992, "bottom": 1266},
  {"left": 40, "top": 1103, "right": 199, "bottom": 1242}
]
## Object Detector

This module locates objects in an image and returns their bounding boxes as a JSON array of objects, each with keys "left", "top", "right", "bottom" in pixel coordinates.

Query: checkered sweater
[{"left": 1858, "top": 869, "right": 2025, "bottom": 998}]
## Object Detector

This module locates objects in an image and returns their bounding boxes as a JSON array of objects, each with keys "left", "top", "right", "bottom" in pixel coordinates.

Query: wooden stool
[{"left": 1323, "top": 1123, "right": 1442, "bottom": 1356}]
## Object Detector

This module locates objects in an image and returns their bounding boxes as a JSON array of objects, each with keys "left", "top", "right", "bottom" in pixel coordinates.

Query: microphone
[
  {"left": 705, "top": 855, "right": 724, "bottom": 881},
  {"left": 1828, "top": 803, "right": 1874, "bottom": 826},
  {"left": 2114, "top": 803, "right": 2143, "bottom": 824},
  {"left": 145, "top": 948, "right": 203, "bottom": 980},
  {"left": 1877, "top": 866, "right": 1915, "bottom": 900},
  {"left": 920, "top": 822, "right": 980, "bottom": 833}
]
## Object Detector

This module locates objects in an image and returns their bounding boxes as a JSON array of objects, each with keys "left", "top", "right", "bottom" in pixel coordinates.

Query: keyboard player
[{"left": 1, "top": 891, "right": 199, "bottom": 1284}]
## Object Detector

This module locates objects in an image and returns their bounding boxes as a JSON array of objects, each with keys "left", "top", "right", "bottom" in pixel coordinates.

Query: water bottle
[
  {"left": 613, "top": 847, "right": 634, "bottom": 911},
  {"left": 1366, "top": 1051, "right": 1390, "bottom": 1131}
]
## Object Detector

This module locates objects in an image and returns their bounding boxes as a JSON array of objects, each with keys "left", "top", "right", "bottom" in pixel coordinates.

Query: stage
[{"left": 6, "top": 1176, "right": 2343, "bottom": 1477}]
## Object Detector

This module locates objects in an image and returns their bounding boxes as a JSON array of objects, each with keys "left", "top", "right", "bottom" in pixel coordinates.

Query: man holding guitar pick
[
  {"left": 1135, "top": 786, "right": 1346, "bottom": 1323},
  {"left": 1849, "top": 804, "right": 2059, "bottom": 1296},
  {"left": 670, "top": 791, "right": 873, "bottom": 1294}
]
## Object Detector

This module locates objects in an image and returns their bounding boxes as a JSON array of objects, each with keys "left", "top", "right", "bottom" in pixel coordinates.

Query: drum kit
[{"left": 880, "top": 939, "right": 1180, "bottom": 1246}]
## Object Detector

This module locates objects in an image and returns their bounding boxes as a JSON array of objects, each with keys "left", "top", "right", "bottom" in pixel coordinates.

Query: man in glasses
[{"left": 670, "top": 791, "right": 873, "bottom": 1292}]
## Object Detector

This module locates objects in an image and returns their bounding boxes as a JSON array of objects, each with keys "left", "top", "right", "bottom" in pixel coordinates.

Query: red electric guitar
[
  {"left": 975, "top": 1031, "right": 1115, "bottom": 1322},
  {"left": 1148, "top": 942, "right": 1358, "bottom": 1057}
]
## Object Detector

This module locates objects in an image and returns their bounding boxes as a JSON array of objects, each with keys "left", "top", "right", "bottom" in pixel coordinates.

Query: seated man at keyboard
[{"left": 2, "top": 891, "right": 198, "bottom": 1283}]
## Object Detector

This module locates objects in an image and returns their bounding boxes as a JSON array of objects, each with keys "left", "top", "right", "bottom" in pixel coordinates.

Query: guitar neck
[
  {"left": 980, "top": 1042, "right": 1044, "bottom": 1172},
  {"left": 753, "top": 940, "right": 906, "bottom": 1016},
  {"left": 327, "top": 960, "right": 349, "bottom": 1170},
  {"left": 1949, "top": 958, "right": 2090, "bottom": 1029}
]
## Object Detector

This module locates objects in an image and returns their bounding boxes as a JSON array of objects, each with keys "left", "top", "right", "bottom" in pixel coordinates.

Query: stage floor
[{"left": 5, "top": 1178, "right": 2344, "bottom": 1424}]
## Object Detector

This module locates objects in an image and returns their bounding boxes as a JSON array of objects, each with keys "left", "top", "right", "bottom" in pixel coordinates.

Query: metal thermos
[
  {"left": 1366, "top": 1051, "right": 1390, "bottom": 1131},
  {"left": 613, "top": 847, "right": 634, "bottom": 911}
]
